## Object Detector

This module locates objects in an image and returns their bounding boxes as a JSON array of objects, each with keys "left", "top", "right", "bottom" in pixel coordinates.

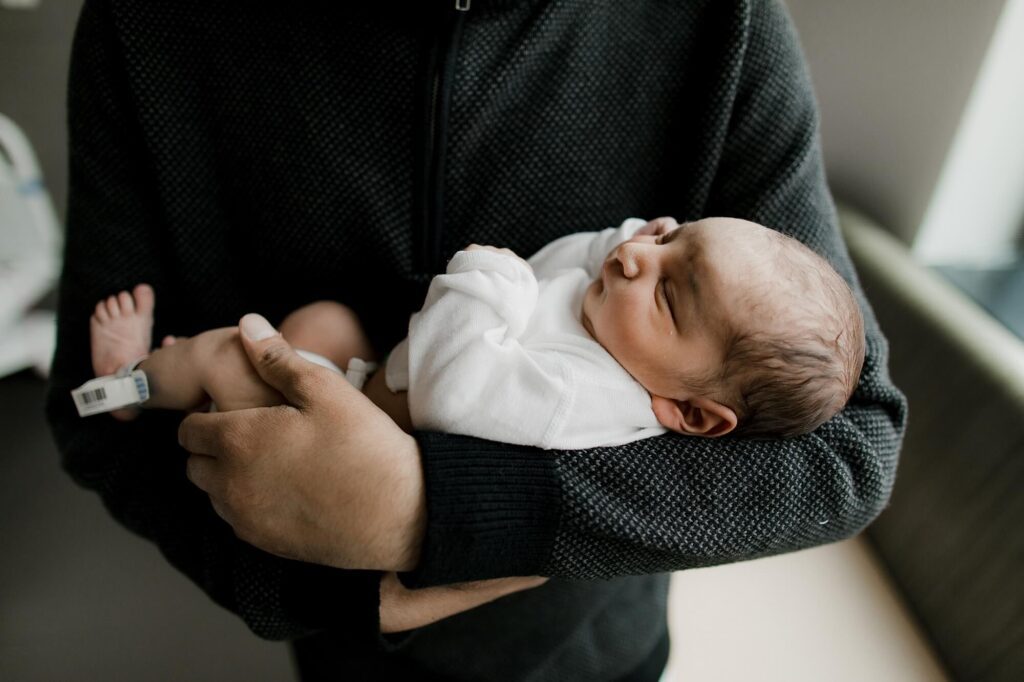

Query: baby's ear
[{"left": 651, "top": 395, "right": 737, "bottom": 438}]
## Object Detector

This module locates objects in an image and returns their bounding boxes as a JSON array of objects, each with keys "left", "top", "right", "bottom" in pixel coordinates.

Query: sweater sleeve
[
  {"left": 45, "top": 0, "right": 380, "bottom": 642},
  {"left": 403, "top": 0, "right": 907, "bottom": 586}
]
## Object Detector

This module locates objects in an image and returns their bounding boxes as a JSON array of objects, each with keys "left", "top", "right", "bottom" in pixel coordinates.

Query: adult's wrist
[{"left": 383, "top": 432, "right": 427, "bottom": 572}]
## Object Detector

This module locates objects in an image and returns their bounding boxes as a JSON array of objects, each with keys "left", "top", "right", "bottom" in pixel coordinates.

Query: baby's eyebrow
[{"left": 678, "top": 240, "right": 706, "bottom": 323}]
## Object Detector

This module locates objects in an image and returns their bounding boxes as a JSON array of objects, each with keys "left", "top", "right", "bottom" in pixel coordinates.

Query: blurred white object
[{"left": 0, "top": 112, "right": 61, "bottom": 378}]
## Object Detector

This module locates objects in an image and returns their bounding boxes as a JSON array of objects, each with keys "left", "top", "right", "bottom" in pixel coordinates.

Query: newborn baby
[{"left": 75, "top": 217, "right": 865, "bottom": 446}]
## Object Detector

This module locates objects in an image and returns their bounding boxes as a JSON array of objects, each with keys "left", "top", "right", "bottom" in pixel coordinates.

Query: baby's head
[{"left": 581, "top": 217, "right": 865, "bottom": 439}]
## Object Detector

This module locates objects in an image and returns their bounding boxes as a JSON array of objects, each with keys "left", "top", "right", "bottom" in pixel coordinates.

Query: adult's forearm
[{"left": 404, "top": 357, "right": 905, "bottom": 588}]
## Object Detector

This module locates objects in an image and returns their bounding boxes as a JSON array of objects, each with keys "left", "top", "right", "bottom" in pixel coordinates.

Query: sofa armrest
[{"left": 841, "top": 206, "right": 1024, "bottom": 682}]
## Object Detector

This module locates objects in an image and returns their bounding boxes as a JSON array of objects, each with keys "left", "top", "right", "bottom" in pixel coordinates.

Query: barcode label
[
  {"left": 72, "top": 371, "right": 149, "bottom": 417},
  {"left": 81, "top": 387, "right": 107, "bottom": 404}
]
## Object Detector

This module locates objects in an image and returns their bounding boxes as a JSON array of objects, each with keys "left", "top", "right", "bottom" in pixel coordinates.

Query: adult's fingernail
[{"left": 240, "top": 313, "right": 278, "bottom": 341}]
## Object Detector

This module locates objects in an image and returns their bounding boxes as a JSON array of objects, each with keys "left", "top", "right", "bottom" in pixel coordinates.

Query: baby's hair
[{"left": 685, "top": 230, "right": 865, "bottom": 439}]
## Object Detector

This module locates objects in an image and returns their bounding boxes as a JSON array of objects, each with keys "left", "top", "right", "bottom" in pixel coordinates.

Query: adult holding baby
[{"left": 47, "top": 1, "right": 906, "bottom": 680}]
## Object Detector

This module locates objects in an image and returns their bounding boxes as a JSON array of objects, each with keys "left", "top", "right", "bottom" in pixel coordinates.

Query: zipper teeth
[
  {"left": 428, "top": 73, "right": 441, "bottom": 167},
  {"left": 422, "top": 7, "right": 467, "bottom": 272},
  {"left": 423, "top": 54, "right": 443, "bottom": 272}
]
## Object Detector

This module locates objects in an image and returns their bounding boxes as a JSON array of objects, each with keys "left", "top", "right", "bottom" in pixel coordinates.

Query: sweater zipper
[{"left": 419, "top": 1, "right": 470, "bottom": 273}]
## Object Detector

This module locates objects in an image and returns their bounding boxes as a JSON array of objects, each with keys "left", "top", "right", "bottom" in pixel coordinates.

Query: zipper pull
[{"left": 455, "top": 0, "right": 470, "bottom": 10}]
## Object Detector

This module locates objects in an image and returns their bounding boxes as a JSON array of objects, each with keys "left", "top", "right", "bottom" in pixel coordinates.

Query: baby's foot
[
  {"left": 89, "top": 284, "right": 155, "bottom": 420},
  {"left": 90, "top": 283, "right": 155, "bottom": 375}
]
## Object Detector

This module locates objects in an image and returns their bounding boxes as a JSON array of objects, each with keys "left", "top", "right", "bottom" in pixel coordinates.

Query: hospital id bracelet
[{"left": 71, "top": 359, "right": 150, "bottom": 417}]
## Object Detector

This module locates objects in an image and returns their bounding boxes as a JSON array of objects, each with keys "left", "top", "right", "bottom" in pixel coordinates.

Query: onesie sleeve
[
  {"left": 403, "top": 0, "right": 906, "bottom": 587},
  {"left": 402, "top": 249, "right": 573, "bottom": 448},
  {"left": 45, "top": 0, "right": 379, "bottom": 643}
]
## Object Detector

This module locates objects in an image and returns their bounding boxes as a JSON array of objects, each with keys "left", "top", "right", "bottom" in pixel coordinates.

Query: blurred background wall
[
  {"left": 788, "top": 0, "right": 1008, "bottom": 244},
  {"left": 0, "top": 0, "right": 81, "bottom": 222}
]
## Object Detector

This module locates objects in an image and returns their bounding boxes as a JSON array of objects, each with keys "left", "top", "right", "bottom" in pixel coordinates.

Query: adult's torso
[
  {"left": 112, "top": 0, "right": 740, "bottom": 349},
  {"left": 108, "top": 1, "right": 746, "bottom": 677}
]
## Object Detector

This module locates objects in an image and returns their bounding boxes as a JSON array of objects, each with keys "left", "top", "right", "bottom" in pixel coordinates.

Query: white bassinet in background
[{"left": 0, "top": 112, "right": 61, "bottom": 378}]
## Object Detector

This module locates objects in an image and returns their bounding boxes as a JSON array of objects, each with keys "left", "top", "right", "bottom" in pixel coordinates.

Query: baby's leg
[
  {"left": 178, "top": 302, "right": 376, "bottom": 412},
  {"left": 90, "top": 284, "right": 167, "bottom": 420},
  {"left": 279, "top": 301, "right": 413, "bottom": 431},
  {"left": 89, "top": 286, "right": 280, "bottom": 417},
  {"left": 278, "top": 301, "right": 377, "bottom": 369},
  {"left": 124, "top": 328, "right": 282, "bottom": 413}
]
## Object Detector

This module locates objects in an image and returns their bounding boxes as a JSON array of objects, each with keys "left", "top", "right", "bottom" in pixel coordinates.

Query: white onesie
[{"left": 386, "top": 219, "right": 667, "bottom": 450}]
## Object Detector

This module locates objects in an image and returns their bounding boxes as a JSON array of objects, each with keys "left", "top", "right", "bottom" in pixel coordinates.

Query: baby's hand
[
  {"left": 464, "top": 244, "right": 531, "bottom": 269},
  {"left": 635, "top": 216, "right": 679, "bottom": 237},
  {"left": 465, "top": 244, "right": 518, "bottom": 258}
]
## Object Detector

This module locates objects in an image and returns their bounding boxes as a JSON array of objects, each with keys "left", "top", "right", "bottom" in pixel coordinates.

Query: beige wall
[{"left": 785, "top": 0, "right": 1007, "bottom": 244}]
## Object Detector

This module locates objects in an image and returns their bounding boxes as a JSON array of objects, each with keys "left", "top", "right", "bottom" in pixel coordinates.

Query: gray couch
[{"left": 843, "top": 208, "right": 1024, "bottom": 682}]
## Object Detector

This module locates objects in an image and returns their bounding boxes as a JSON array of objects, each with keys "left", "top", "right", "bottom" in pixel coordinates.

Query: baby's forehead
[
  {"left": 665, "top": 220, "right": 820, "bottom": 308},
  {"left": 667, "top": 222, "right": 773, "bottom": 287},
  {"left": 692, "top": 218, "right": 777, "bottom": 253}
]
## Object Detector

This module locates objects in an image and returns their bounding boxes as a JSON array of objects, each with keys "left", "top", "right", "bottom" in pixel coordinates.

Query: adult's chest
[{"left": 124, "top": 3, "right": 729, "bottom": 328}]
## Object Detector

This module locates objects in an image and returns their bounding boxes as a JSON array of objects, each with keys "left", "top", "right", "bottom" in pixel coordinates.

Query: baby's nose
[{"left": 616, "top": 243, "right": 643, "bottom": 278}]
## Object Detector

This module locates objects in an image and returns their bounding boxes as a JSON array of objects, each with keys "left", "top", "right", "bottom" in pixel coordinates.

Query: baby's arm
[
  {"left": 358, "top": 246, "right": 525, "bottom": 435},
  {"left": 360, "top": 247, "right": 523, "bottom": 435},
  {"left": 391, "top": 246, "right": 582, "bottom": 448}
]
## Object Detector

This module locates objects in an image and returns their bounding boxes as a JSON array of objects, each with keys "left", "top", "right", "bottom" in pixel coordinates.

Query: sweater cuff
[
  {"left": 281, "top": 561, "right": 381, "bottom": 642},
  {"left": 400, "top": 431, "right": 562, "bottom": 588}
]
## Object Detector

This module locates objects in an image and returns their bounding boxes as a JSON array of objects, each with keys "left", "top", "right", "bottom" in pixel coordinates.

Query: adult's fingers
[
  {"left": 185, "top": 455, "right": 235, "bottom": 526},
  {"left": 379, "top": 573, "right": 549, "bottom": 634},
  {"left": 178, "top": 409, "right": 255, "bottom": 457},
  {"left": 237, "top": 313, "right": 336, "bottom": 409},
  {"left": 185, "top": 452, "right": 218, "bottom": 493},
  {"left": 178, "top": 404, "right": 302, "bottom": 457}
]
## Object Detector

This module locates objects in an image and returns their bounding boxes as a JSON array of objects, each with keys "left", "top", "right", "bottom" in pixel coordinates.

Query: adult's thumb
[{"left": 238, "top": 313, "right": 316, "bottom": 408}]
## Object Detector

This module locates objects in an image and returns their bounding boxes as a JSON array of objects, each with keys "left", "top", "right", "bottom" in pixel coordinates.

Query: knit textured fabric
[{"left": 46, "top": 0, "right": 907, "bottom": 678}]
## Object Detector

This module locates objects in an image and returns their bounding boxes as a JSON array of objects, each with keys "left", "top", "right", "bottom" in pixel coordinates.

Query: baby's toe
[
  {"left": 133, "top": 283, "right": 155, "bottom": 316},
  {"left": 94, "top": 301, "right": 109, "bottom": 322},
  {"left": 106, "top": 296, "right": 121, "bottom": 318},
  {"left": 119, "top": 290, "right": 135, "bottom": 314}
]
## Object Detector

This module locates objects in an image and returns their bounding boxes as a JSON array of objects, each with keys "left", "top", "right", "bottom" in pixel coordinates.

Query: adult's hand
[
  {"left": 379, "top": 573, "right": 548, "bottom": 634},
  {"left": 179, "top": 314, "right": 426, "bottom": 572}
]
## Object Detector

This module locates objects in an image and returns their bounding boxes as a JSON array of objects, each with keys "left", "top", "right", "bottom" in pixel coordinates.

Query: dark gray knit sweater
[{"left": 46, "top": 0, "right": 907, "bottom": 679}]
